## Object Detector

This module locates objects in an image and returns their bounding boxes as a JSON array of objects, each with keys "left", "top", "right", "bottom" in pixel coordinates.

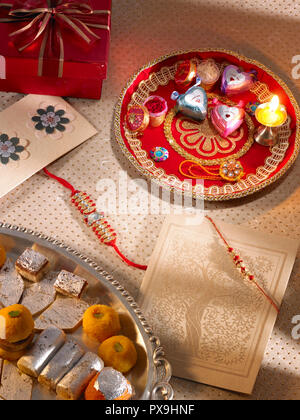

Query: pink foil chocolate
[
  {"left": 221, "top": 65, "right": 256, "bottom": 96},
  {"left": 211, "top": 99, "right": 245, "bottom": 138}
]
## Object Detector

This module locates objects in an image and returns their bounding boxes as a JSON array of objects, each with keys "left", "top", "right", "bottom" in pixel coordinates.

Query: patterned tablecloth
[{"left": 1, "top": 0, "right": 300, "bottom": 400}]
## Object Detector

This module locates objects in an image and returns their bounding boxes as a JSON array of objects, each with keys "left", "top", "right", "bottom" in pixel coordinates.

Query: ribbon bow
[{"left": 0, "top": 0, "right": 110, "bottom": 77}]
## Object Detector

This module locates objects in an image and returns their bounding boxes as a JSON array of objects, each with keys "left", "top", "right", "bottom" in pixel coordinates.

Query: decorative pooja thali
[
  {"left": 0, "top": 224, "right": 173, "bottom": 401},
  {"left": 115, "top": 49, "right": 300, "bottom": 201}
]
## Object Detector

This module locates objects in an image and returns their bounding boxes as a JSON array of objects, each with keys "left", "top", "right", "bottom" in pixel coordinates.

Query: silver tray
[{"left": 0, "top": 222, "right": 173, "bottom": 401}]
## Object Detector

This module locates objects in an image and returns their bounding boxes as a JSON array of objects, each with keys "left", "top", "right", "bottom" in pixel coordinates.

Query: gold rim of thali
[{"left": 114, "top": 48, "right": 300, "bottom": 201}]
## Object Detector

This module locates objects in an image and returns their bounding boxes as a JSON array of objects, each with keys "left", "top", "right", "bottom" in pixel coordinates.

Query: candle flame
[{"left": 270, "top": 95, "right": 280, "bottom": 112}]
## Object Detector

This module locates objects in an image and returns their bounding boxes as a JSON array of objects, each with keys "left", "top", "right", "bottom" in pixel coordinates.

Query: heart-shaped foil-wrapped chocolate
[
  {"left": 171, "top": 81, "right": 208, "bottom": 122},
  {"left": 211, "top": 102, "right": 245, "bottom": 138},
  {"left": 221, "top": 65, "right": 256, "bottom": 96}
]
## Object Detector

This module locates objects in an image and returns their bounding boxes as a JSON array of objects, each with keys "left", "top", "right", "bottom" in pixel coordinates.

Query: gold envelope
[{"left": 138, "top": 216, "right": 299, "bottom": 394}]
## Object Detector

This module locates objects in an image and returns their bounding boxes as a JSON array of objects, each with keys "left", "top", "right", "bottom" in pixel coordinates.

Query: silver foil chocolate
[
  {"left": 17, "top": 326, "right": 66, "bottom": 378},
  {"left": 56, "top": 352, "right": 104, "bottom": 400},
  {"left": 94, "top": 367, "right": 133, "bottom": 400},
  {"left": 38, "top": 339, "right": 85, "bottom": 390}
]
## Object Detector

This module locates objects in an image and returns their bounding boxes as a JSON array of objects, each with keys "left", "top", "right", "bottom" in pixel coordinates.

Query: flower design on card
[
  {"left": 0, "top": 134, "right": 29, "bottom": 165},
  {"left": 29, "top": 103, "right": 75, "bottom": 140},
  {"left": 32, "top": 106, "right": 70, "bottom": 133}
]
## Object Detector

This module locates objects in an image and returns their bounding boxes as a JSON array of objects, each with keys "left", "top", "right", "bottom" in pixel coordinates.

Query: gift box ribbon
[{"left": 0, "top": 0, "right": 110, "bottom": 77}]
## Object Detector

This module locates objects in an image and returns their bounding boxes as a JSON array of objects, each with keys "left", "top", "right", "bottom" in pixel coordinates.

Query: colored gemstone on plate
[
  {"left": 150, "top": 147, "right": 169, "bottom": 162},
  {"left": 245, "top": 101, "right": 260, "bottom": 116}
]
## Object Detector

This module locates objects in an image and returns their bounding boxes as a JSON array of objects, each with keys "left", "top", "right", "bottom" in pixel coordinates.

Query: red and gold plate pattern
[{"left": 114, "top": 49, "right": 300, "bottom": 201}]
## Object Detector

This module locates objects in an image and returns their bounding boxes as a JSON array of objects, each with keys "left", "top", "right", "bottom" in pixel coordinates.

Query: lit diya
[{"left": 254, "top": 95, "right": 288, "bottom": 146}]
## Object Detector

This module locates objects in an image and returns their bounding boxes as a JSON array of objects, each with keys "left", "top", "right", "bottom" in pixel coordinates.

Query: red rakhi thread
[
  {"left": 205, "top": 216, "right": 280, "bottom": 313},
  {"left": 43, "top": 168, "right": 147, "bottom": 271}
]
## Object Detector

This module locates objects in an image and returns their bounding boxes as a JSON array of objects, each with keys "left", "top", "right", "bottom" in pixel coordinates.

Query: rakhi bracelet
[
  {"left": 179, "top": 159, "right": 244, "bottom": 182},
  {"left": 206, "top": 216, "right": 280, "bottom": 313},
  {"left": 179, "top": 160, "right": 221, "bottom": 180},
  {"left": 43, "top": 168, "right": 148, "bottom": 271},
  {"left": 42, "top": 166, "right": 278, "bottom": 307}
]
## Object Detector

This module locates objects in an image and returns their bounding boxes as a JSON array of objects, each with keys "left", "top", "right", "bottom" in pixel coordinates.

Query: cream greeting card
[
  {"left": 0, "top": 94, "right": 98, "bottom": 198},
  {"left": 138, "top": 216, "right": 299, "bottom": 394}
]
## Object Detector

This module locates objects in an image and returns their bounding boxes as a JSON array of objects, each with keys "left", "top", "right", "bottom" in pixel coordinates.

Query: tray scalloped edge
[
  {"left": 0, "top": 221, "right": 174, "bottom": 401},
  {"left": 114, "top": 48, "right": 300, "bottom": 201}
]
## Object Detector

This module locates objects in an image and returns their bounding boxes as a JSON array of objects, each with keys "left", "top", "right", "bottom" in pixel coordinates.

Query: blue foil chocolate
[{"left": 171, "top": 79, "right": 208, "bottom": 122}]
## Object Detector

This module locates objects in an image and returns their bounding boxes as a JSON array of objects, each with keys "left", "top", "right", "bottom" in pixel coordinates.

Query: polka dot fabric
[{"left": 1, "top": 0, "right": 300, "bottom": 400}]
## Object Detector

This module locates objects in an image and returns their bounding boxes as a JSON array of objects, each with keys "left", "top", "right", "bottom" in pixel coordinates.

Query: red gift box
[{"left": 0, "top": 0, "right": 111, "bottom": 99}]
